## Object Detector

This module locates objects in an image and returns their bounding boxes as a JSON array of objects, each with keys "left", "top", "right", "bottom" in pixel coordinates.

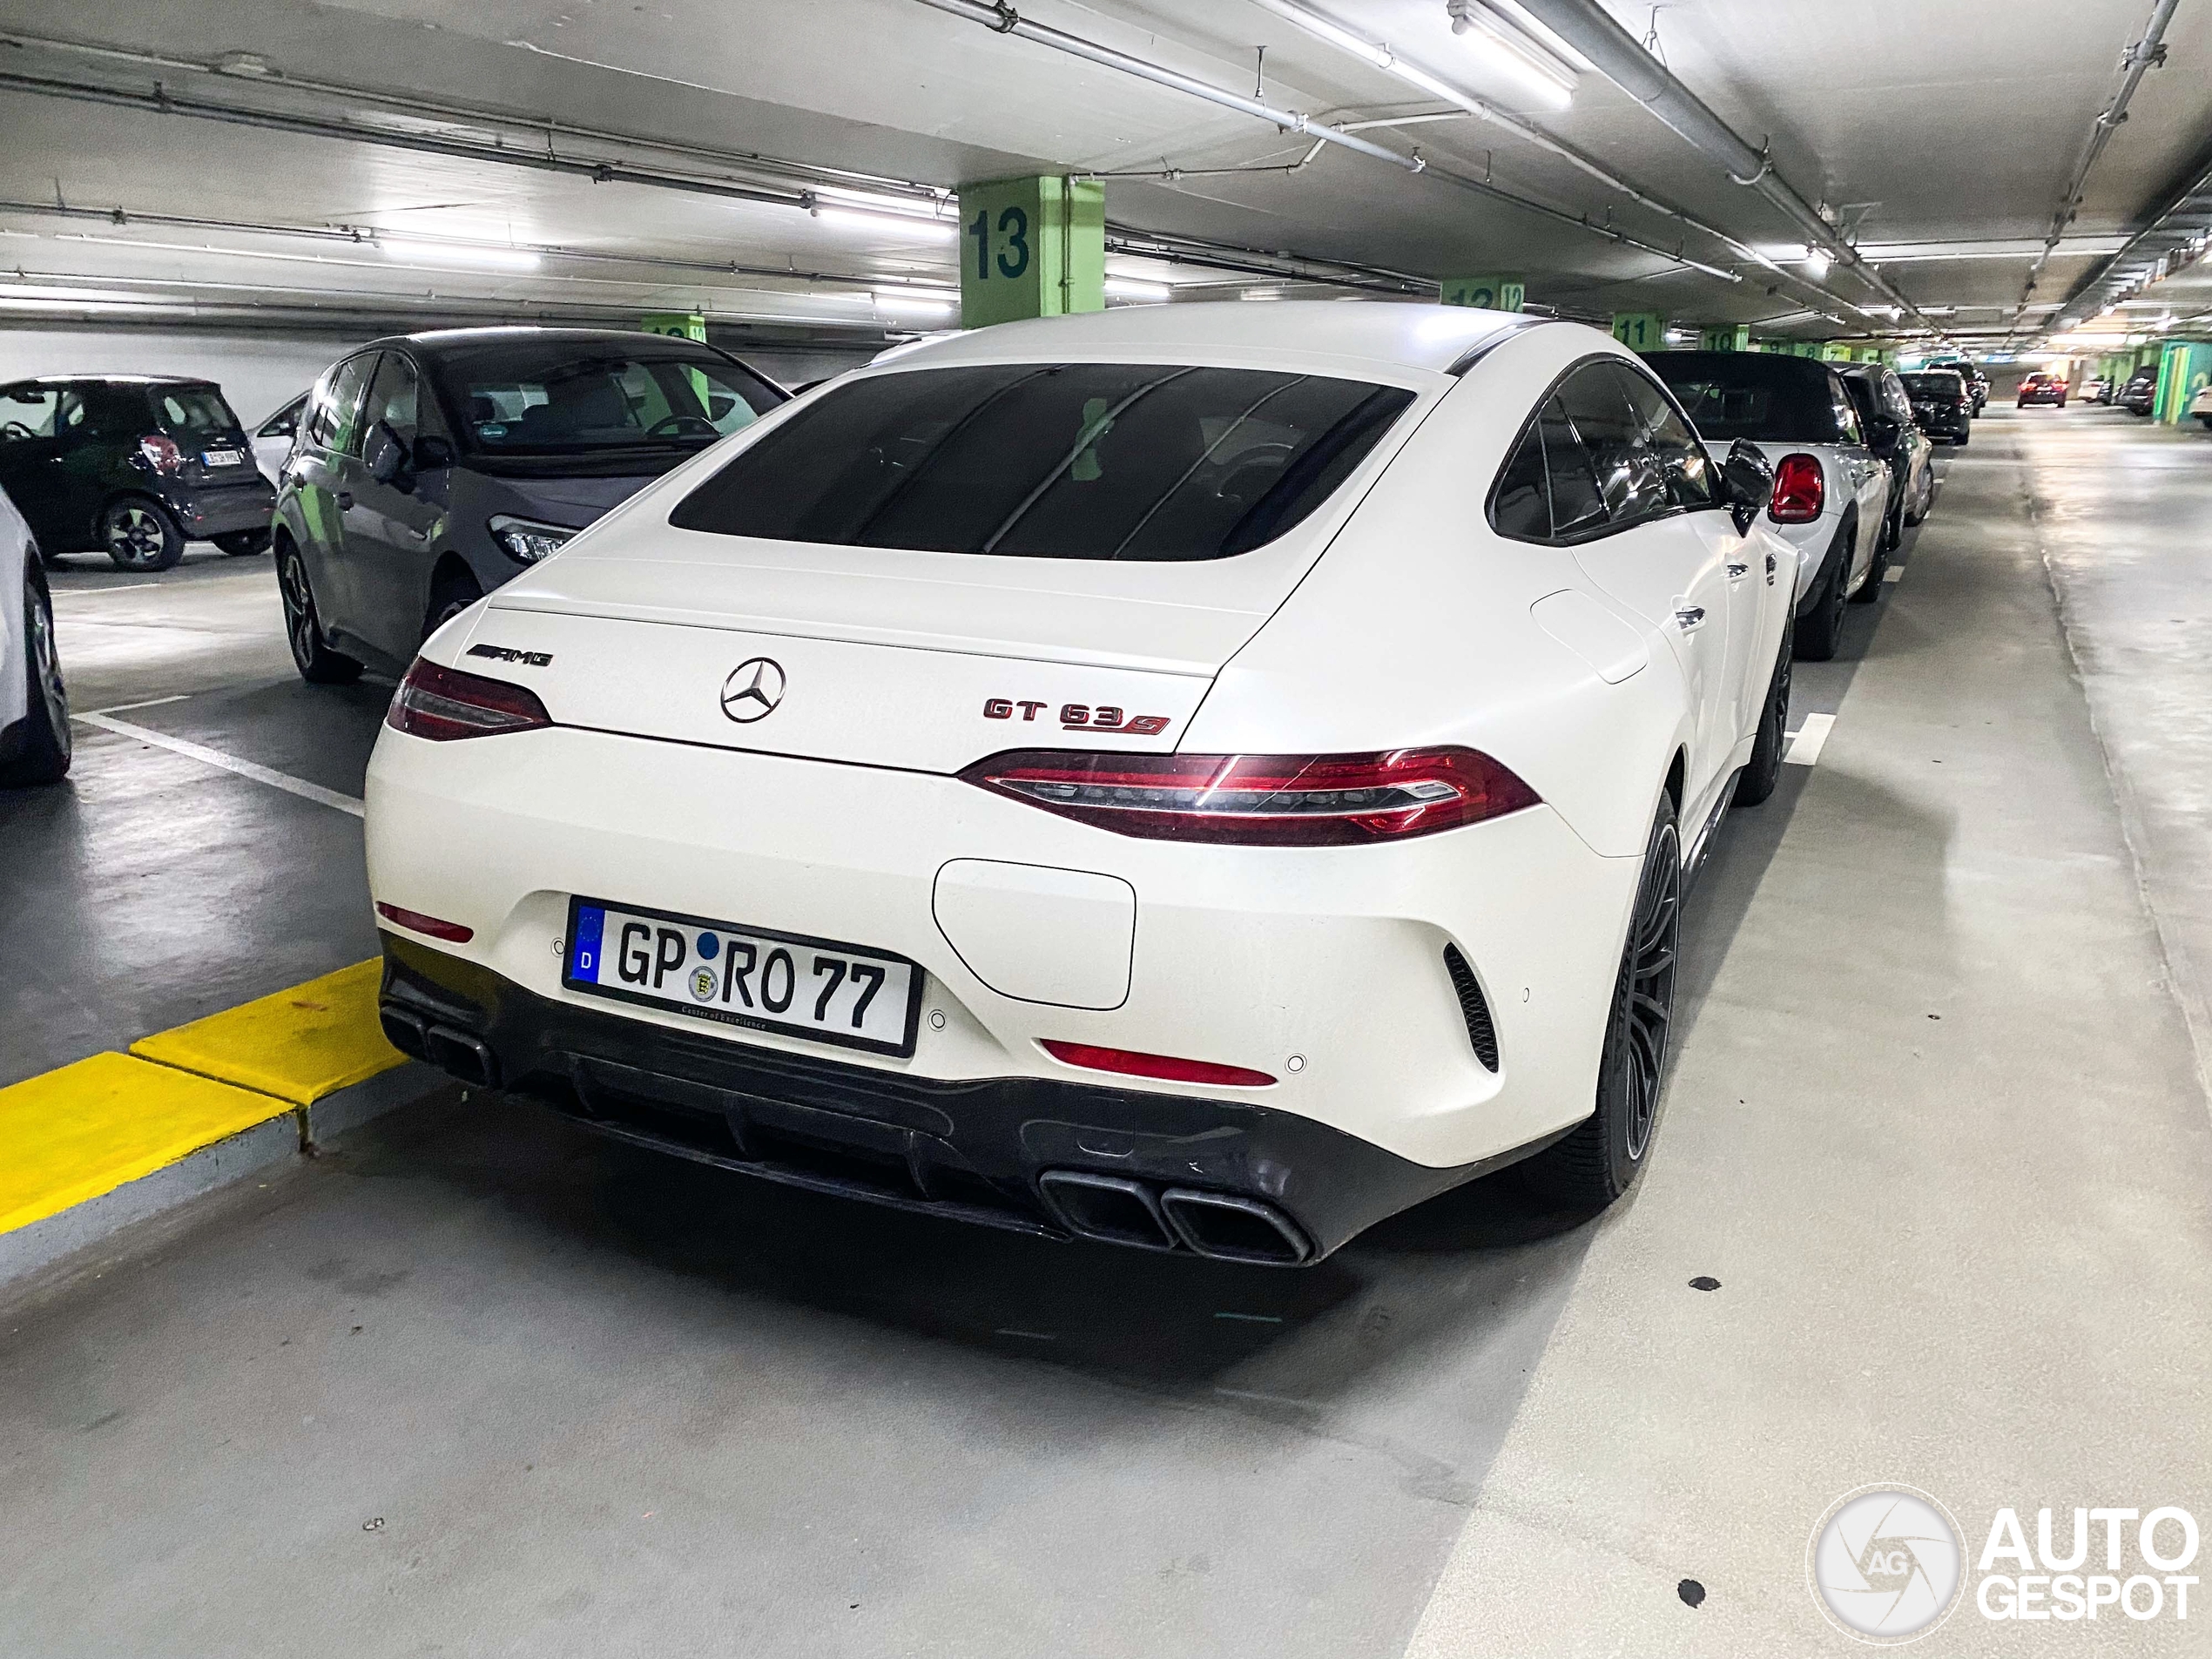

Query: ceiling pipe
[
  {"left": 918, "top": 0, "right": 1737, "bottom": 280},
  {"left": 2014, "top": 0, "right": 2181, "bottom": 336},
  {"left": 1508, "top": 0, "right": 1953, "bottom": 341}
]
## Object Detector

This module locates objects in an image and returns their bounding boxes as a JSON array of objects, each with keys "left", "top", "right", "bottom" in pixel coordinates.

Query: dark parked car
[
  {"left": 2119, "top": 369, "right": 2158, "bottom": 415},
  {"left": 1899, "top": 369, "right": 1973, "bottom": 444},
  {"left": 0, "top": 376, "right": 275, "bottom": 571},
  {"left": 273, "top": 327, "right": 786, "bottom": 684},
  {"left": 1926, "top": 355, "right": 1989, "bottom": 415},
  {"left": 1838, "top": 362, "right": 1936, "bottom": 545},
  {"left": 2018, "top": 372, "right": 2067, "bottom": 408}
]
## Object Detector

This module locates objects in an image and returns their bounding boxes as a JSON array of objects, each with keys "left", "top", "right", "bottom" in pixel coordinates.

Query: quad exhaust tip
[
  {"left": 379, "top": 1001, "right": 500, "bottom": 1089},
  {"left": 1039, "top": 1170, "right": 1311, "bottom": 1265}
]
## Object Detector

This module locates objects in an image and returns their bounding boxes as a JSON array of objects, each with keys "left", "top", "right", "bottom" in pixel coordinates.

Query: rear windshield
[
  {"left": 1642, "top": 354, "right": 1848, "bottom": 443},
  {"left": 1898, "top": 373, "right": 1964, "bottom": 399},
  {"left": 430, "top": 339, "right": 784, "bottom": 458},
  {"left": 667, "top": 363, "right": 1417, "bottom": 561},
  {"left": 153, "top": 386, "right": 241, "bottom": 437}
]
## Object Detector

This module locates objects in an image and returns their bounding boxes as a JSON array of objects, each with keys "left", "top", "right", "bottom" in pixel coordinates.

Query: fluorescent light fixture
[
  {"left": 813, "top": 206, "right": 957, "bottom": 239},
  {"left": 873, "top": 288, "right": 957, "bottom": 317},
  {"left": 1662, "top": 329, "right": 1694, "bottom": 343},
  {"left": 1444, "top": 6, "right": 1575, "bottom": 108},
  {"left": 1104, "top": 278, "right": 1171, "bottom": 303},
  {"left": 1803, "top": 250, "right": 1831, "bottom": 280},
  {"left": 1254, "top": 0, "right": 1568, "bottom": 116},
  {"left": 1754, "top": 243, "right": 1810, "bottom": 263},
  {"left": 378, "top": 240, "right": 542, "bottom": 271}
]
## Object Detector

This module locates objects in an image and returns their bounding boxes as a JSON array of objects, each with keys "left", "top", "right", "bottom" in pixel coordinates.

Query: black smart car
[
  {"left": 1898, "top": 370, "right": 1973, "bottom": 444},
  {"left": 0, "top": 376, "right": 276, "bottom": 571}
]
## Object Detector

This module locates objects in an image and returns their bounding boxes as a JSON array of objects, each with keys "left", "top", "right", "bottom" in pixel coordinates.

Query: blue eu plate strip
[{"left": 571, "top": 904, "right": 605, "bottom": 982}]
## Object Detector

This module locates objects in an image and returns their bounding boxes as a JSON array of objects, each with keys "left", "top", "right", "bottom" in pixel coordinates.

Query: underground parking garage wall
[{"left": 0, "top": 325, "right": 377, "bottom": 429}]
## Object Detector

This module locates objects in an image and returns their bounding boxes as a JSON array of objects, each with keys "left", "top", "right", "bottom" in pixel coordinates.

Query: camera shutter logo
[{"left": 1809, "top": 1487, "right": 1965, "bottom": 1644}]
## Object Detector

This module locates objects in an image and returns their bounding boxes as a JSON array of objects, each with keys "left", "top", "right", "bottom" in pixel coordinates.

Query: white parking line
[
  {"left": 1783, "top": 711, "right": 1835, "bottom": 767},
  {"left": 51, "top": 583, "right": 158, "bottom": 597},
  {"left": 72, "top": 713, "right": 364, "bottom": 817},
  {"left": 1884, "top": 564, "right": 1905, "bottom": 583},
  {"left": 77, "top": 694, "right": 192, "bottom": 717}
]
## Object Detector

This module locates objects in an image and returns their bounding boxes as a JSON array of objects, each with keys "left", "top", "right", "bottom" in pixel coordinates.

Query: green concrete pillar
[
  {"left": 956, "top": 176, "right": 1104, "bottom": 330},
  {"left": 642, "top": 313, "right": 708, "bottom": 341},
  {"left": 1609, "top": 313, "right": 1665, "bottom": 352},
  {"left": 1441, "top": 277, "right": 1524, "bottom": 311},
  {"left": 1700, "top": 324, "right": 1750, "bottom": 352},
  {"left": 2153, "top": 340, "right": 2212, "bottom": 423}
]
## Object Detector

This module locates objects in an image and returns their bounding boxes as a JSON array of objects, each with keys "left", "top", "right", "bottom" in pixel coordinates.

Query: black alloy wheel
[
  {"left": 1735, "top": 625, "right": 1792, "bottom": 807},
  {"left": 1795, "top": 523, "right": 1852, "bottom": 661},
  {"left": 98, "top": 499, "right": 183, "bottom": 572},
  {"left": 1, "top": 562, "right": 71, "bottom": 786},
  {"left": 1523, "top": 799, "right": 1682, "bottom": 1206},
  {"left": 278, "top": 543, "right": 362, "bottom": 685}
]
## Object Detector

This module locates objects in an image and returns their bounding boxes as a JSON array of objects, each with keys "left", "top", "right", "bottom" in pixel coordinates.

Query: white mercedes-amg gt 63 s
[{"left": 365, "top": 303, "right": 1797, "bottom": 1265}]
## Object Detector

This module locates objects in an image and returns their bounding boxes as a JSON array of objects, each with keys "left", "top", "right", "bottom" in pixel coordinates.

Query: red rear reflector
[
  {"left": 1769, "top": 452, "right": 1824, "bottom": 523},
  {"left": 961, "top": 746, "right": 1538, "bottom": 846},
  {"left": 374, "top": 901, "right": 474, "bottom": 943},
  {"left": 1041, "top": 1041, "right": 1276, "bottom": 1089},
  {"left": 387, "top": 658, "right": 552, "bottom": 741}
]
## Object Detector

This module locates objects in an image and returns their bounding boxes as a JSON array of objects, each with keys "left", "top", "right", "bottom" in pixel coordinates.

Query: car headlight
[{"left": 488, "top": 515, "right": 577, "bottom": 563}]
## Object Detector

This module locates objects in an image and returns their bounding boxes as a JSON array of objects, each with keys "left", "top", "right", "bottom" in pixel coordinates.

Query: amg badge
[{"left": 466, "top": 644, "right": 553, "bottom": 667}]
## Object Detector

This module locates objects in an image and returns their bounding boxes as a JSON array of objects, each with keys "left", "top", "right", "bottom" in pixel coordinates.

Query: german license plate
[
  {"left": 563, "top": 897, "right": 922, "bottom": 1056},
  {"left": 201, "top": 449, "right": 246, "bottom": 466}
]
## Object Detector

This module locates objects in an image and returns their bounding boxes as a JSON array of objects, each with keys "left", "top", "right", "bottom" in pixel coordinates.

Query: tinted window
[
  {"left": 1613, "top": 364, "right": 1716, "bottom": 509},
  {"left": 154, "top": 386, "right": 239, "bottom": 438},
  {"left": 307, "top": 354, "right": 378, "bottom": 455},
  {"left": 1643, "top": 352, "right": 1849, "bottom": 443},
  {"left": 71, "top": 385, "right": 149, "bottom": 440},
  {"left": 362, "top": 354, "right": 422, "bottom": 448},
  {"left": 1828, "top": 373, "right": 1865, "bottom": 444},
  {"left": 259, "top": 395, "right": 307, "bottom": 439},
  {"left": 1899, "top": 373, "right": 1964, "bottom": 401},
  {"left": 0, "top": 384, "right": 57, "bottom": 443},
  {"left": 1877, "top": 372, "right": 1915, "bottom": 426},
  {"left": 433, "top": 338, "right": 779, "bottom": 457},
  {"left": 1491, "top": 421, "right": 1548, "bottom": 539},
  {"left": 671, "top": 363, "right": 1416, "bottom": 562},
  {"left": 1540, "top": 397, "right": 1607, "bottom": 538},
  {"left": 1559, "top": 362, "right": 1667, "bottom": 526}
]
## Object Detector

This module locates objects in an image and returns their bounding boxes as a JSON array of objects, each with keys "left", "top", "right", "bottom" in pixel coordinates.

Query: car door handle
[
  {"left": 1765, "top": 552, "right": 1777, "bottom": 585},
  {"left": 334, "top": 490, "right": 354, "bottom": 510},
  {"left": 1675, "top": 604, "right": 1707, "bottom": 631},
  {"left": 1727, "top": 561, "right": 1750, "bottom": 580}
]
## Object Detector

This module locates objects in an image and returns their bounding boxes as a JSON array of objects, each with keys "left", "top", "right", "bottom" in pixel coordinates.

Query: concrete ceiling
[{"left": 1, "top": 0, "right": 2208, "bottom": 347}]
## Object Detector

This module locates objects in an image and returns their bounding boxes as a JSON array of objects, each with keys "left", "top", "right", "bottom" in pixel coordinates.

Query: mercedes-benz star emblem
[{"left": 719, "top": 658, "right": 786, "bottom": 724}]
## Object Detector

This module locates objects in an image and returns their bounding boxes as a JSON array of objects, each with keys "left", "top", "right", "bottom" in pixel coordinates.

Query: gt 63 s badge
[{"left": 984, "top": 698, "right": 1170, "bottom": 735}]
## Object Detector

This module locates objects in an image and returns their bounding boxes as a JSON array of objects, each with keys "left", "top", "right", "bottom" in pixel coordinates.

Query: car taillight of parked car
[
  {"left": 1769, "top": 453, "right": 1824, "bottom": 523},
  {"left": 960, "top": 746, "right": 1539, "bottom": 846},
  {"left": 387, "top": 658, "right": 553, "bottom": 741},
  {"left": 137, "top": 434, "right": 185, "bottom": 475}
]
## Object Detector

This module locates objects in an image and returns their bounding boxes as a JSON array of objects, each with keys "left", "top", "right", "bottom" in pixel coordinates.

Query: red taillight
[
  {"left": 1769, "top": 453, "right": 1824, "bottom": 523},
  {"left": 374, "top": 901, "right": 474, "bottom": 943},
  {"left": 138, "top": 434, "right": 184, "bottom": 475},
  {"left": 386, "top": 658, "right": 552, "bottom": 741},
  {"left": 1040, "top": 1040, "right": 1275, "bottom": 1089},
  {"left": 960, "top": 746, "right": 1538, "bottom": 846}
]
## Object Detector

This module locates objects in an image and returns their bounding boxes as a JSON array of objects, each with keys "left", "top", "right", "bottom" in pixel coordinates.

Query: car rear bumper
[
  {"left": 365, "top": 724, "right": 1637, "bottom": 1186},
  {"left": 159, "top": 479, "right": 276, "bottom": 537},
  {"left": 377, "top": 934, "right": 1569, "bottom": 1263}
]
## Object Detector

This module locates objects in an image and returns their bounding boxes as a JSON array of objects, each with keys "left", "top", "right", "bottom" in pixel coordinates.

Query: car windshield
[
  {"left": 431, "top": 339, "right": 783, "bottom": 456},
  {"left": 1899, "top": 374, "right": 1964, "bottom": 398},
  {"left": 669, "top": 362, "right": 1417, "bottom": 562},
  {"left": 153, "top": 386, "right": 242, "bottom": 437},
  {"left": 1642, "top": 354, "right": 1850, "bottom": 443}
]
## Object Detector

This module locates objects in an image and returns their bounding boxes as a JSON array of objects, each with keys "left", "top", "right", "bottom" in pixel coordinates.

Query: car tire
[
  {"left": 213, "top": 529, "right": 271, "bottom": 556},
  {"left": 422, "top": 570, "right": 483, "bottom": 645},
  {"left": 98, "top": 498, "right": 184, "bottom": 572},
  {"left": 1795, "top": 521, "right": 1851, "bottom": 661},
  {"left": 278, "top": 540, "right": 362, "bottom": 686},
  {"left": 1952, "top": 428, "right": 1969, "bottom": 448},
  {"left": 1521, "top": 793, "right": 1681, "bottom": 1208},
  {"left": 1734, "top": 624, "right": 1792, "bottom": 809},
  {"left": 2198, "top": 415, "right": 2212, "bottom": 431},
  {"left": 1, "top": 561, "right": 71, "bottom": 787}
]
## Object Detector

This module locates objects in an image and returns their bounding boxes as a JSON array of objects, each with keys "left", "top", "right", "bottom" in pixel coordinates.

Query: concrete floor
[{"left": 3, "top": 412, "right": 2209, "bottom": 1656}]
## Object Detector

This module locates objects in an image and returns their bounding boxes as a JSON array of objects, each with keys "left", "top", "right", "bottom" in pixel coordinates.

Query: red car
[{"left": 2018, "top": 373, "right": 2068, "bottom": 408}]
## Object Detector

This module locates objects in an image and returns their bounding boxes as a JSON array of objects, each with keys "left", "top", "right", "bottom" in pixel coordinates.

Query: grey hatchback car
[{"left": 272, "top": 327, "right": 786, "bottom": 683}]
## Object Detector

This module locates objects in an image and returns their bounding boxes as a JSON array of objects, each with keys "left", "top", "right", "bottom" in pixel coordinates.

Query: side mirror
[
  {"left": 363, "top": 421, "right": 408, "bottom": 487},
  {"left": 1866, "top": 413, "right": 1902, "bottom": 455},
  {"left": 413, "top": 434, "right": 455, "bottom": 471},
  {"left": 1721, "top": 440, "right": 1773, "bottom": 534}
]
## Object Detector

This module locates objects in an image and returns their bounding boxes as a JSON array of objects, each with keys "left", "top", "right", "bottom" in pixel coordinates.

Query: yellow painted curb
[
  {"left": 130, "top": 959, "right": 403, "bottom": 1107},
  {"left": 0, "top": 1053, "right": 293, "bottom": 1235}
]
